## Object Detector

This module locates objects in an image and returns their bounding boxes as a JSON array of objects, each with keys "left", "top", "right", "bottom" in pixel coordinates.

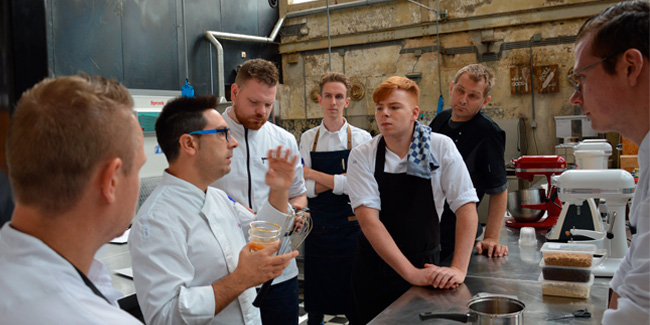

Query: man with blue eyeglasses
[
  {"left": 569, "top": 1, "right": 649, "bottom": 323},
  {"left": 129, "top": 95, "right": 299, "bottom": 324}
]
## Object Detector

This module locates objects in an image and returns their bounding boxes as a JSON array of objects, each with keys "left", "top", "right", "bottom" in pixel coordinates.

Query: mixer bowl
[{"left": 507, "top": 189, "right": 546, "bottom": 223}]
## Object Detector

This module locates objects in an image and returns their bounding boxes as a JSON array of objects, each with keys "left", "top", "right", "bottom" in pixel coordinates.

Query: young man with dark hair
[
  {"left": 569, "top": 1, "right": 649, "bottom": 322},
  {"left": 129, "top": 95, "right": 299, "bottom": 324},
  {"left": 430, "top": 64, "right": 508, "bottom": 263},
  {"left": 210, "top": 59, "right": 307, "bottom": 324}
]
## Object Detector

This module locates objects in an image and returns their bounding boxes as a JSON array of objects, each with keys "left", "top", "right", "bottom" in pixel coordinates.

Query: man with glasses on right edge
[{"left": 569, "top": 1, "right": 649, "bottom": 322}]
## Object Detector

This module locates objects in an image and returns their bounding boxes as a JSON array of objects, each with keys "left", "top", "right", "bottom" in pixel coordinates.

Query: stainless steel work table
[{"left": 369, "top": 226, "right": 611, "bottom": 324}]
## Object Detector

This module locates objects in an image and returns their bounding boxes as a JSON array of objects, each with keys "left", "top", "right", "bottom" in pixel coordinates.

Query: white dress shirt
[
  {"left": 603, "top": 132, "right": 650, "bottom": 324},
  {"left": 0, "top": 224, "right": 141, "bottom": 324},
  {"left": 347, "top": 133, "right": 478, "bottom": 218},
  {"left": 211, "top": 107, "right": 304, "bottom": 284},
  {"left": 130, "top": 172, "right": 291, "bottom": 325},
  {"left": 299, "top": 120, "right": 372, "bottom": 197}
]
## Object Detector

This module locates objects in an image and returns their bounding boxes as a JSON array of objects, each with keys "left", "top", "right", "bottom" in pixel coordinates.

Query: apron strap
[
  {"left": 312, "top": 128, "right": 321, "bottom": 152},
  {"left": 347, "top": 124, "right": 352, "bottom": 150},
  {"left": 375, "top": 136, "right": 386, "bottom": 176}
]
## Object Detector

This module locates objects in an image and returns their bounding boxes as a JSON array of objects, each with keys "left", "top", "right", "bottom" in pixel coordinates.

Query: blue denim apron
[{"left": 304, "top": 125, "right": 360, "bottom": 316}]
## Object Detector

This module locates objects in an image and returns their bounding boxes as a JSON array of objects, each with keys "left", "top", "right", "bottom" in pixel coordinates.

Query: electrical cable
[
  {"left": 182, "top": 0, "right": 189, "bottom": 81},
  {"left": 327, "top": 0, "right": 332, "bottom": 71}
]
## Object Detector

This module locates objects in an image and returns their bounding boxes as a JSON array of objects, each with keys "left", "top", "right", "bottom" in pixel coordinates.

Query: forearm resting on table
[
  {"left": 483, "top": 190, "right": 507, "bottom": 241},
  {"left": 476, "top": 191, "right": 509, "bottom": 257},
  {"left": 451, "top": 202, "right": 478, "bottom": 273},
  {"left": 355, "top": 206, "right": 418, "bottom": 281}
]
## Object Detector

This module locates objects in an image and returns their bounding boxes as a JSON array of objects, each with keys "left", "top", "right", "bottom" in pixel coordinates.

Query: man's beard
[{"left": 235, "top": 109, "right": 268, "bottom": 130}]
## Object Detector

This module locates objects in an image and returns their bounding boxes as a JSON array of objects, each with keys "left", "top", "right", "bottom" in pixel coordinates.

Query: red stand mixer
[{"left": 505, "top": 156, "right": 567, "bottom": 229}]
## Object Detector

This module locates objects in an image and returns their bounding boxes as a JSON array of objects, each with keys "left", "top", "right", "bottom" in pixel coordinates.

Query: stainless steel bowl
[{"left": 507, "top": 189, "right": 546, "bottom": 223}]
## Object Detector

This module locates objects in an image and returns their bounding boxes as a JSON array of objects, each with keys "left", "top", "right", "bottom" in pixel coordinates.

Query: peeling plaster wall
[{"left": 277, "top": 0, "right": 620, "bottom": 154}]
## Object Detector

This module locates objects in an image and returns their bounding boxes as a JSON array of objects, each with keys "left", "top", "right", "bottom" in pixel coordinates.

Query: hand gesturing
[{"left": 265, "top": 146, "right": 298, "bottom": 191}]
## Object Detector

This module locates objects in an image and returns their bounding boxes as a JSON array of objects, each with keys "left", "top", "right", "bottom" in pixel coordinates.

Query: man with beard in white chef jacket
[
  {"left": 210, "top": 58, "right": 307, "bottom": 325},
  {"left": 129, "top": 95, "right": 299, "bottom": 324},
  {"left": 569, "top": 1, "right": 649, "bottom": 323}
]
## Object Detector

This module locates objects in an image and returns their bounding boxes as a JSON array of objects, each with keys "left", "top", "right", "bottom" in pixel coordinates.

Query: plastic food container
[
  {"left": 540, "top": 260, "right": 592, "bottom": 283},
  {"left": 539, "top": 273, "right": 594, "bottom": 299},
  {"left": 540, "top": 242, "right": 596, "bottom": 267}
]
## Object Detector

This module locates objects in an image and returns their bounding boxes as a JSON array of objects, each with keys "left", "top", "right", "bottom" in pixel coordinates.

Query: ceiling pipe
[
  {"left": 285, "top": 0, "right": 397, "bottom": 19},
  {"left": 205, "top": 0, "right": 396, "bottom": 103},
  {"left": 205, "top": 16, "right": 285, "bottom": 103}
]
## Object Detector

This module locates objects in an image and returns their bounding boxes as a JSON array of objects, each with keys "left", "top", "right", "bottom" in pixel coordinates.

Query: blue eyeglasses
[{"left": 188, "top": 128, "right": 231, "bottom": 142}]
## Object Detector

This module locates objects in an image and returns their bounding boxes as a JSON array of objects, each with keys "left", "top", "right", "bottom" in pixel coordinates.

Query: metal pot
[
  {"left": 507, "top": 189, "right": 546, "bottom": 223},
  {"left": 420, "top": 294, "right": 525, "bottom": 324}
]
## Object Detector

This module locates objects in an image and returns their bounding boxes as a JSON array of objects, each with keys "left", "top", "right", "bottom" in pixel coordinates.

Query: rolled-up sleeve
[
  {"left": 347, "top": 141, "right": 381, "bottom": 211},
  {"left": 129, "top": 212, "right": 216, "bottom": 325},
  {"left": 333, "top": 174, "right": 346, "bottom": 195}
]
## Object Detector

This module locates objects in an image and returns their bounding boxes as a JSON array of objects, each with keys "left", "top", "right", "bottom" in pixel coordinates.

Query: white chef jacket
[
  {"left": 299, "top": 120, "right": 372, "bottom": 197},
  {"left": 130, "top": 172, "right": 291, "bottom": 325},
  {"left": 211, "top": 106, "right": 304, "bottom": 284},
  {"left": 347, "top": 133, "right": 478, "bottom": 218},
  {"left": 603, "top": 132, "right": 650, "bottom": 324},
  {"left": 0, "top": 224, "right": 141, "bottom": 324}
]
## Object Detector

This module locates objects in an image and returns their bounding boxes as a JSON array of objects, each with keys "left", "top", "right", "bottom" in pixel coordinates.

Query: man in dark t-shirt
[{"left": 430, "top": 64, "right": 508, "bottom": 264}]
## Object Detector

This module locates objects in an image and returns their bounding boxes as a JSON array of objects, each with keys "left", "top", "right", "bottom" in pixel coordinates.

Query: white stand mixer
[{"left": 552, "top": 169, "right": 636, "bottom": 276}]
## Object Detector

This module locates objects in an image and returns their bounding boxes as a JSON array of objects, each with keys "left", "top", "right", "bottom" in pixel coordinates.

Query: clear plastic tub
[
  {"left": 540, "top": 260, "right": 592, "bottom": 282},
  {"left": 539, "top": 273, "right": 594, "bottom": 299},
  {"left": 540, "top": 242, "right": 596, "bottom": 267}
]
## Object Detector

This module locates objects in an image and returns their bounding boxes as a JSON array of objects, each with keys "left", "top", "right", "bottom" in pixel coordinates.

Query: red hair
[{"left": 372, "top": 76, "right": 419, "bottom": 105}]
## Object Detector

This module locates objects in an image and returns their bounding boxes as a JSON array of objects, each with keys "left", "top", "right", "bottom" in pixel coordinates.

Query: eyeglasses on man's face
[
  {"left": 568, "top": 54, "right": 617, "bottom": 94},
  {"left": 188, "top": 128, "right": 231, "bottom": 142}
]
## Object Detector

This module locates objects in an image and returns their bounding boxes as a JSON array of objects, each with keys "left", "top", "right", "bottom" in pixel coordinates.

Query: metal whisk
[{"left": 253, "top": 207, "right": 313, "bottom": 307}]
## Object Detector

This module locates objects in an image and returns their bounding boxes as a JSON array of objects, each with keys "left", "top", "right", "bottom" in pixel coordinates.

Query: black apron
[
  {"left": 349, "top": 136, "right": 440, "bottom": 325},
  {"left": 304, "top": 125, "right": 361, "bottom": 315}
]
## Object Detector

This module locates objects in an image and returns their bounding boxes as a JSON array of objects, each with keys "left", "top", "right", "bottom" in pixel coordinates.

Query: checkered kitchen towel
[{"left": 406, "top": 121, "right": 439, "bottom": 179}]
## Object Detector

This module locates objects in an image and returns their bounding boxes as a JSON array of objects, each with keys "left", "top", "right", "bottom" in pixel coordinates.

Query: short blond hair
[
  {"left": 452, "top": 64, "right": 495, "bottom": 97},
  {"left": 7, "top": 75, "right": 138, "bottom": 215},
  {"left": 319, "top": 72, "right": 350, "bottom": 96},
  {"left": 372, "top": 76, "right": 419, "bottom": 106}
]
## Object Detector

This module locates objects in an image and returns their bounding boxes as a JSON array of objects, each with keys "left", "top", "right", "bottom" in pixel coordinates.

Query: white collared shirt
[
  {"left": 299, "top": 120, "right": 372, "bottom": 197},
  {"left": 210, "top": 107, "right": 304, "bottom": 285},
  {"left": 130, "top": 171, "right": 291, "bottom": 325},
  {"left": 347, "top": 133, "right": 478, "bottom": 218},
  {"left": 0, "top": 224, "right": 141, "bottom": 324},
  {"left": 603, "top": 132, "right": 650, "bottom": 324}
]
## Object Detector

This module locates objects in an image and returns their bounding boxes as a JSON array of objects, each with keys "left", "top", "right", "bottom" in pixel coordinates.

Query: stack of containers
[
  {"left": 538, "top": 242, "right": 597, "bottom": 298},
  {"left": 573, "top": 140, "right": 612, "bottom": 170}
]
